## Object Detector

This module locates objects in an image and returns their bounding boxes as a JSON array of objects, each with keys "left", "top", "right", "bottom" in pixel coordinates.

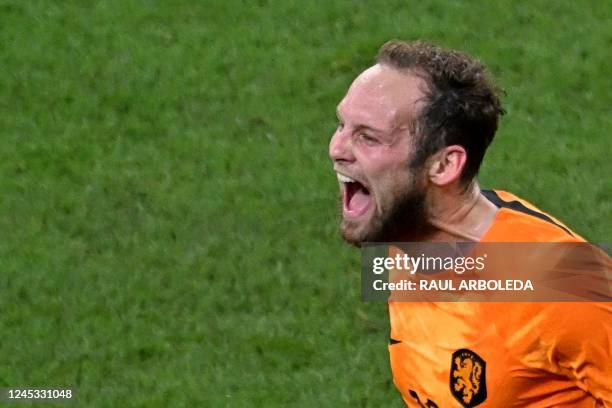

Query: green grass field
[{"left": 0, "top": 1, "right": 610, "bottom": 406}]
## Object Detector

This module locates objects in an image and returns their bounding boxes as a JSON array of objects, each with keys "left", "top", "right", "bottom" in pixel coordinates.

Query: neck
[{"left": 425, "top": 182, "right": 498, "bottom": 242}]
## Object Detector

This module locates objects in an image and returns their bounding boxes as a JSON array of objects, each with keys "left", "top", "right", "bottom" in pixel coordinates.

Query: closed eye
[{"left": 357, "top": 132, "right": 380, "bottom": 146}]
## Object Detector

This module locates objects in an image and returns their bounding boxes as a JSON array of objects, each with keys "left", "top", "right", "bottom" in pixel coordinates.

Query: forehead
[{"left": 338, "top": 64, "right": 424, "bottom": 130}]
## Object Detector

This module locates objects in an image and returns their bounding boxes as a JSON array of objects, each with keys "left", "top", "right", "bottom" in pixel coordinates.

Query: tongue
[{"left": 348, "top": 185, "right": 371, "bottom": 214}]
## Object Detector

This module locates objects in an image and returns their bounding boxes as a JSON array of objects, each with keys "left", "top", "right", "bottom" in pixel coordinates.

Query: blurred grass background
[{"left": 0, "top": 0, "right": 610, "bottom": 406}]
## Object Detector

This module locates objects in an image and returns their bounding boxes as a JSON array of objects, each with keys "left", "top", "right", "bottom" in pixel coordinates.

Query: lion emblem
[{"left": 450, "top": 349, "right": 487, "bottom": 407}]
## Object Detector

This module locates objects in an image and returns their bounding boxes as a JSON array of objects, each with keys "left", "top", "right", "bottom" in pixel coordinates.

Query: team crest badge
[{"left": 450, "top": 349, "right": 487, "bottom": 407}]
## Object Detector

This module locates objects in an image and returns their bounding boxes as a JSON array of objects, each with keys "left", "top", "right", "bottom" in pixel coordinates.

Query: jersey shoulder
[{"left": 481, "top": 189, "right": 586, "bottom": 242}]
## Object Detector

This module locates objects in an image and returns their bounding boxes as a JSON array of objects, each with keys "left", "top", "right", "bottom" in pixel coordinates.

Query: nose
[{"left": 329, "top": 127, "right": 355, "bottom": 164}]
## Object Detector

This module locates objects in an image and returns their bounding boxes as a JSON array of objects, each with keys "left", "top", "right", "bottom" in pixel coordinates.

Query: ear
[{"left": 427, "top": 145, "right": 467, "bottom": 186}]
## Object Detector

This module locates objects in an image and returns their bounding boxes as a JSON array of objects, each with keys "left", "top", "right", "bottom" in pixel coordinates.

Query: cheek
[
  {"left": 371, "top": 167, "right": 414, "bottom": 206},
  {"left": 360, "top": 152, "right": 409, "bottom": 179},
  {"left": 356, "top": 146, "right": 414, "bottom": 196}
]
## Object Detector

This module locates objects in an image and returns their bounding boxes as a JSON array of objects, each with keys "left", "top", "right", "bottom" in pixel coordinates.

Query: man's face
[{"left": 329, "top": 64, "right": 430, "bottom": 245}]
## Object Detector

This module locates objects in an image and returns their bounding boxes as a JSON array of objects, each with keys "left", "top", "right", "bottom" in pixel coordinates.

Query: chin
[
  {"left": 340, "top": 220, "right": 369, "bottom": 247},
  {"left": 340, "top": 213, "right": 382, "bottom": 246}
]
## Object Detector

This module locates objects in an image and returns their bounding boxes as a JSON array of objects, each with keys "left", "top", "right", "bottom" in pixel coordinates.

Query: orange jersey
[{"left": 389, "top": 190, "right": 612, "bottom": 407}]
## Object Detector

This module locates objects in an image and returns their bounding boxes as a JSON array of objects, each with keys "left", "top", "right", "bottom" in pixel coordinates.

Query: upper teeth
[{"left": 337, "top": 173, "right": 355, "bottom": 183}]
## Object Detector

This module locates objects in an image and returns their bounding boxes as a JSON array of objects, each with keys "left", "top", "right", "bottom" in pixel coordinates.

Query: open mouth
[{"left": 338, "top": 173, "right": 372, "bottom": 218}]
